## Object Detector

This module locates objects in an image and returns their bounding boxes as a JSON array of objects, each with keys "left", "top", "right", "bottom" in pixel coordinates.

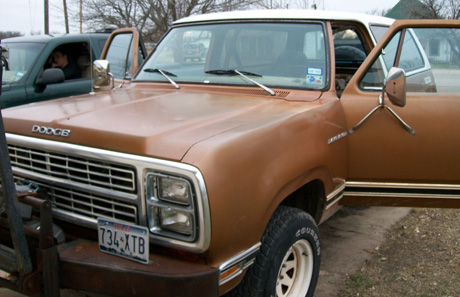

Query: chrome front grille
[
  {"left": 8, "top": 143, "right": 138, "bottom": 225},
  {"left": 8, "top": 144, "right": 136, "bottom": 194},
  {"left": 27, "top": 180, "right": 138, "bottom": 223}
]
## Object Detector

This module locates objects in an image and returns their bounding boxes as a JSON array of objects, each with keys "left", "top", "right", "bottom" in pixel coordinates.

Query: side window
[
  {"left": 46, "top": 42, "right": 91, "bottom": 80},
  {"left": 360, "top": 27, "right": 460, "bottom": 94},
  {"left": 399, "top": 31, "right": 425, "bottom": 72},
  {"left": 334, "top": 27, "right": 368, "bottom": 96},
  {"left": 410, "top": 28, "right": 460, "bottom": 93},
  {"left": 370, "top": 25, "right": 389, "bottom": 42},
  {"left": 105, "top": 33, "right": 134, "bottom": 79},
  {"left": 360, "top": 31, "right": 403, "bottom": 90},
  {"left": 368, "top": 30, "right": 425, "bottom": 73},
  {"left": 381, "top": 32, "right": 400, "bottom": 71},
  {"left": 333, "top": 28, "right": 367, "bottom": 60}
]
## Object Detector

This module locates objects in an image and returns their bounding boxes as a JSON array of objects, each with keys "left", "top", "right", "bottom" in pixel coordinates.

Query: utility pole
[
  {"left": 44, "top": 0, "right": 49, "bottom": 34},
  {"left": 80, "top": 0, "right": 83, "bottom": 33},
  {"left": 63, "top": 0, "right": 69, "bottom": 33}
]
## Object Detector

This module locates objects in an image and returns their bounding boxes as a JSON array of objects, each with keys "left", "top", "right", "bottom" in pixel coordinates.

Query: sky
[{"left": 0, "top": 0, "right": 400, "bottom": 36}]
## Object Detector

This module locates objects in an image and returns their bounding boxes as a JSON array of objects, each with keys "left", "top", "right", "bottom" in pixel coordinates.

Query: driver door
[
  {"left": 340, "top": 20, "right": 460, "bottom": 208},
  {"left": 100, "top": 27, "right": 147, "bottom": 81}
]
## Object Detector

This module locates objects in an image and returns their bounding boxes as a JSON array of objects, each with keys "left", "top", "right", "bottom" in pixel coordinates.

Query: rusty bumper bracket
[{"left": 0, "top": 194, "right": 60, "bottom": 296}]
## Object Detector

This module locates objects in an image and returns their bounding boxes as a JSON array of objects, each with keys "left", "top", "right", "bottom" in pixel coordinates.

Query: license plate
[{"left": 97, "top": 218, "right": 149, "bottom": 264}]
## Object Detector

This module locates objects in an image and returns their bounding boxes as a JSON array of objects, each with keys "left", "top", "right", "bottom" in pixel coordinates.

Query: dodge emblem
[{"left": 32, "top": 125, "right": 71, "bottom": 137}]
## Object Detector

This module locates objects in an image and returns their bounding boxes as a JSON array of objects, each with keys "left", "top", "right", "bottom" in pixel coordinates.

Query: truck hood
[{"left": 3, "top": 86, "right": 320, "bottom": 161}]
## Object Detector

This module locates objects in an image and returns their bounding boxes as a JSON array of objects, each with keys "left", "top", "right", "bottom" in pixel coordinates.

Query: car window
[
  {"left": 45, "top": 42, "right": 93, "bottom": 80},
  {"left": 105, "top": 33, "right": 134, "bottom": 79},
  {"left": 2, "top": 42, "right": 45, "bottom": 84},
  {"left": 397, "top": 31, "right": 426, "bottom": 72},
  {"left": 333, "top": 26, "right": 368, "bottom": 96},
  {"left": 136, "top": 22, "right": 328, "bottom": 90},
  {"left": 410, "top": 28, "right": 460, "bottom": 93},
  {"left": 370, "top": 25, "right": 389, "bottom": 42},
  {"left": 360, "top": 27, "right": 460, "bottom": 94},
  {"left": 333, "top": 28, "right": 367, "bottom": 58}
]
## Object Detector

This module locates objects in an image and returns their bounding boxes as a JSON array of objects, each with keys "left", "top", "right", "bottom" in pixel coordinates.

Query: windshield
[
  {"left": 136, "top": 22, "right": 328, "bottom": 90},
  {"left": 1, "top": 42, "right": 44, "bottom": 84}
]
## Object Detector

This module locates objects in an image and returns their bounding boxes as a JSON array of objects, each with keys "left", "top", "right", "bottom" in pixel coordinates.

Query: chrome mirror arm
[
  {"left": 348, "top": 93, "right": 415, "bottom": 135},
  {"left": 348, "top": 102, "right": 383, "bottom": 134},
  {"left": 384, "top": 104, "right": 416, "bottom": 135},
  {"left": 349, "top": 70, "right": 416, "bottom": 136}
]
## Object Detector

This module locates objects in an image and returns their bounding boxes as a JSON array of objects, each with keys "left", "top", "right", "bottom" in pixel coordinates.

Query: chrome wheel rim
[{"left": 276, "top": 239, "right": 314, "bottom": 297}]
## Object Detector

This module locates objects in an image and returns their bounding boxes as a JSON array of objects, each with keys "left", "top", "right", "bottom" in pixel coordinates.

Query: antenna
[{"left": 63, "top": 0, "right": 69, "bottom": 33}]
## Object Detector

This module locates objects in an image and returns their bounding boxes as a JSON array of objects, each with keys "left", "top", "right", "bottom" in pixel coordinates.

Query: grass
[
  {"left": 339, "top": 208, "right": 460, "bottom": 297},
  {"left": 341, "top": 272, "right": 374, "bottom": 296}
]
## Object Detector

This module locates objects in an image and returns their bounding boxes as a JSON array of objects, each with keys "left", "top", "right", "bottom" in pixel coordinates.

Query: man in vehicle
[{"left": 50, "top": 46, "right": 81, "bottom": 80}]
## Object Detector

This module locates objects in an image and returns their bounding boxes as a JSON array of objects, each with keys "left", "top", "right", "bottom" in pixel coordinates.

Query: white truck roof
[{"left": 173, "top": 9, "right": 395, "bottom": 27}]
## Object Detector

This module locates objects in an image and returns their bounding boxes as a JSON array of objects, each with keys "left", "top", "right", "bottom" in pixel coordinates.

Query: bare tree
[
  {"left": 401, "top": 0, "right": 460, "bottom": 19},
  {"left": 258, "top": 0, "right": 291, "bottom": 9},
  {"left": 136, "top": 0, "right": 261, "bottom": 41},
  {"left": 67, "top": 0, "right": 263, "bottom": 42},
  {"left": 445, "top": 0, "right": 460, "bottom": 19},
  {"left": 367, "top": 8, "right": 389, "bottom": 16},
  {"left": 79, "top": 0, "right": 150, "bottom": 32},
  {"left": 415, "top": 0, "right": 446, "bottom": 18},
  {"left": 0, "top": 32, "right": 23, "bottom": 39},
  {"left": 257, "top": 0, "right": 323, "bottom": 9}
]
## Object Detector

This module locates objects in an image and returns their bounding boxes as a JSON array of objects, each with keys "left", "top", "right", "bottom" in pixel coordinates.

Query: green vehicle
[{"left": 1, "top": 32, "right": 110, "bottom": 108}]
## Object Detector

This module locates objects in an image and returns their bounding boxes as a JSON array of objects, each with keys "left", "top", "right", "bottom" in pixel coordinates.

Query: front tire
[{"left": 230, "top": 206, "right": 321, "bottom": 297}]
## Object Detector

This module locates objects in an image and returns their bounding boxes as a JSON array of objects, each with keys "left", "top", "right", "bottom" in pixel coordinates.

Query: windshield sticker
[
  {"left": 15, "top": 72, "right": 25, "bottom": 78},
  {"left": 307, "top": 67, "right": 322, "bottom": 76},
  {"left": 306, "top": 67, "right": 324, "bottom": 86}
]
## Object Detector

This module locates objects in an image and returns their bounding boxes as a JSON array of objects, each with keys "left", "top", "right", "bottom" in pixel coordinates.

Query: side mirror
[
  {"left": 385, "top": 67, "right": 406, "bottom": 107},
  {"left": 35, "top": 68, "right": 65, "bottom": 86},
  {"left": 1, "top": 45, "right": 4, "bottom": 97},
  {"left": 93, "top": 60, "right": 111, "bottom": 87}
]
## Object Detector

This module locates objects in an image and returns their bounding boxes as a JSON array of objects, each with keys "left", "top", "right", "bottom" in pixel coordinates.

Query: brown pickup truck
[{"left": 1, "top": 10, "right": 460, "bottom": 297}]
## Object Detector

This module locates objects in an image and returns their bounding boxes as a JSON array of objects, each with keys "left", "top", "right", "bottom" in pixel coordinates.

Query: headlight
[
  {"left": 158, "top": 176, "right": 191, "bottom": 205},
  {"left": 145, "top": 172, "right": 196, "bottom": 241},
  {"left": 159, "top": 207, "right": 193, "bottom": 235}
]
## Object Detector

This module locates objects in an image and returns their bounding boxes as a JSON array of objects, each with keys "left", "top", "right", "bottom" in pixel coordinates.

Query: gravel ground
[{"left": 339, "top": 208, "right": 460, "bottom": 297}]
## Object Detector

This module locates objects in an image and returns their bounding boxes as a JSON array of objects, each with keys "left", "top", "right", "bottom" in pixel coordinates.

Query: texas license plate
[{"left": 97, "top": 218, "right": 149, "bottom": 264}]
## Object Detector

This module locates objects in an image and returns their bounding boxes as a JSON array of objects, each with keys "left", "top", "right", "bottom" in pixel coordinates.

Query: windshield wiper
[
  {"left": 205, "top": 69, "right": 261, "bottom": 77},
  {"left": 143, "top": 68, "right": 180, "bottom": 89},
  {"left": 205, "top": 69, "right": 275, "bottom": 96}
]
